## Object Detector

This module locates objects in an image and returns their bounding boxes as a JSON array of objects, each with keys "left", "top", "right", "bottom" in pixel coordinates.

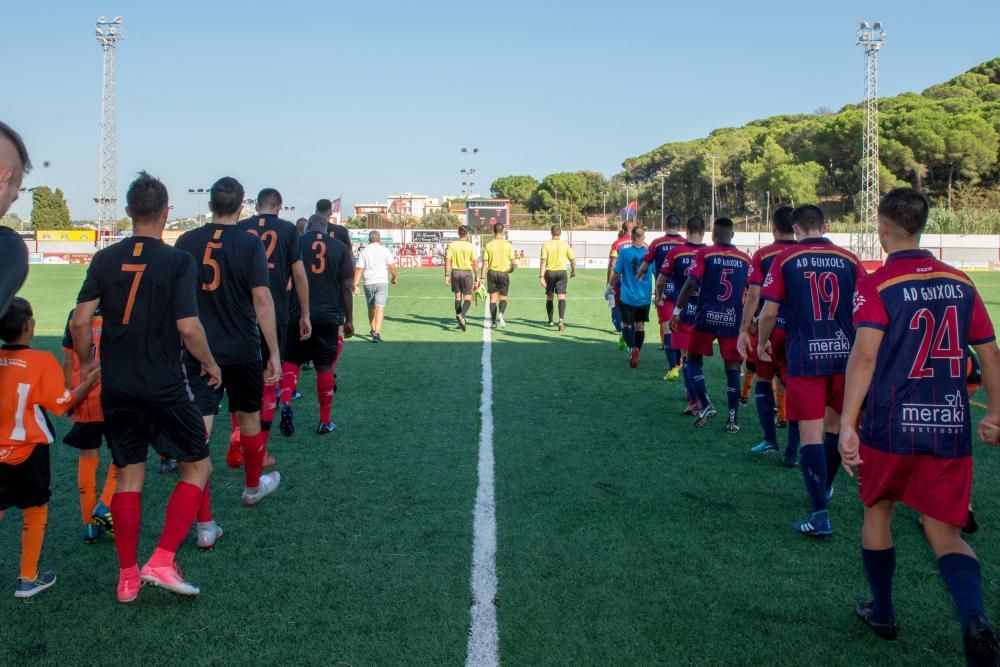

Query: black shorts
[
  {"left": 285, "top": 321, "right": 341, "bottom": 367},
  {"left": 102, "top": 395, "right": 209, "bottom": 467},
  {"left": 451, "top": 270, "right": 474, "bottom": 296},
  {"left": 620, "top": 303, "right": 651, "bottom": 324},
  {"left": 0, "top": 446, "right": 50, "bottom": 510},
  {"left": 63, "top": 421, "right": 104, "bottom": 451},
  {"left": 186, "top": 361, "right": 264, "bottom": 416},
  {"left": 261, "top": 323, "right": 288, "bottom": 364},
  {"left": 487, "top": 270, "right": 510, "bottom": 296},
  {"left": 283, "top": 322, "right": 299, "bottom": 359},
  {"left": 544, "top": 270, "right": 568, "bottom": 296}
]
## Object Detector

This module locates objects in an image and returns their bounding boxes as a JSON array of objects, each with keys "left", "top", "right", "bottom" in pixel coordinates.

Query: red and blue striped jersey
[
  {"left": 761, "top": 237, "right": 865, "bottom": 377},
  {"left": 644, "top": 233, "right": 685, "bottom": 301},
  {"left": 687, "top": 243, "right": 751, "bottom": 338},
  {"left": 748, "top": 239, "right": 797, "bottom": 330},
  {"left": 854, "top": 249, "right": 995, "bottom": 458},
  {"left": 661, "top": 242, "right": 705, "bottom": 325}
]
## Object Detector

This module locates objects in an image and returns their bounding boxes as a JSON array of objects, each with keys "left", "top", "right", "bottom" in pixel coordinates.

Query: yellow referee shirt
[
  {"left": 446, "top": 240, "right": 476, "bottom": 271},
  {"left": 482, "top": 238, "right": 514, "bottom": 273},
  {"left": 540, "top": 239, "right": 575, "bottom": 272}
]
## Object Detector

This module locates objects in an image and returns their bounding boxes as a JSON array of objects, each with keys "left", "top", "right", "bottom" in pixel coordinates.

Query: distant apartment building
[{"left": 386, "top": 193, "right": 440, "bottom": 218}]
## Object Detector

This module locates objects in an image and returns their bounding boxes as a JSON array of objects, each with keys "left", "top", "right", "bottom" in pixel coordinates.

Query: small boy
[
  {"left": 0, "top": 297, "right": 99, "bottom": 597},
  {"left": 840, "top": 188, "right": 1000, "bottom": 663},
  {"left": 62, "top": 306, "right": 117, "bottom": 543}
]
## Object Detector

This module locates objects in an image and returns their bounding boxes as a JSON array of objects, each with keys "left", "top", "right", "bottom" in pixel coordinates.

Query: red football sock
[
  {"left": 317, "top": 370, "right": 335, "bottom": 423},
  {"left": 241, "top": 431, "right": 265, "bottom": 488},
  {"left": 330, "top": 336, "right": 345, "bottom": 373},
  {"left": 279, "top": 361, "right": 300, "bottom": 403},
  {"left": 261, "top": 381, "right": 277, "bottom": 426},
  {"left": 197, "top": 482, "right": 212, "bottom": 522},
  {"left": 111, "top": 491, "right": 141, "bottom": 569},
  {"left": 151, "top": 482, "right": 203, "bottom": 564}
]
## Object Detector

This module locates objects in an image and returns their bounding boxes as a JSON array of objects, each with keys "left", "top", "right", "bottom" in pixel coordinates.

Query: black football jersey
[
  {"left": 77, "top": 236, "right": 198, "bottom": 404},
  {"left": 0, "top": 226, "right": 28, "bottom": 319},
  {"left": 175, "top": 223, "right": 269, "bottom": 364},
  {"left": 300, "top": 230, "right": 353, "bottom": 326},
  {"left": 237, "top": 214, "right": 302, "bottom": 326}
]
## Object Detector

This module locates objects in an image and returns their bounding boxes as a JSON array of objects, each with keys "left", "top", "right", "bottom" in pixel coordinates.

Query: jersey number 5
[
  {"left": 718, "top": 268, "right": 734, "bottom": 301},
  {"left": 311, "top": 240, "right": 326, "bottom": 274},
  {"left": 202, "top": 242, "right": 223, "bottom": 291},
  {"left": 805, "top": 271, "right": 840, "bottom": 320},
  {"left": 909, "top": 305, "right": 963, "bottom": 379}
]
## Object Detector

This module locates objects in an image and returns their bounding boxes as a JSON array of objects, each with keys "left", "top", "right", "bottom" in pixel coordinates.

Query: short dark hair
[
  {"left": 879, "top": 187, "right": 929, "bottom": 236},
  {"left": 0, "top": 121, "right": 31, "bottom": 173},
  {"left": 772, "top": 205, "right": 794, "bottom": 234},
  {"left": 686, "top": 215, "right": 705, "bottom": 235},
  {"left": 665, "top": 214, "right": 682, "bottom": 230},
  {"left": 551, "top": 224, "right": 562, "bottom": 236},
  {"left": 316, "top": 199, "right": 333, "bottom": 215},
  {"left": 714, "top": 217, "right": 734, "bottom": 230},
  {"left": 714, "top": 217, "right": 735, "bottom": 242},
  {"left": 458, "top": 225, "right": 469, "bottom": 238},
  {"left": 126, "top": 171, "right": 169, "bottom": 222},
  {"left": 0, "top": 297, "right": 32, "bottom": 343},
  {"left": 257, "top": 188, "right": 282, "bottom": 210},
  {"left": 209, "top": 177, "right": 245, "bottom": 216},
  {"left": 791, "top": 205, "right": 825, "bottom": 233},
  {"left": 493, "top": 222, "right": 505, "bottom": 235}
]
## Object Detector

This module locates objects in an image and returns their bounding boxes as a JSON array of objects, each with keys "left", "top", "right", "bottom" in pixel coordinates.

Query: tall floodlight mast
[
  {"left": 856, "top": 20, "right": 885, "bottom": 260},
  {"left": 95, "top": 16, "right": 124, "bottom": 248}
]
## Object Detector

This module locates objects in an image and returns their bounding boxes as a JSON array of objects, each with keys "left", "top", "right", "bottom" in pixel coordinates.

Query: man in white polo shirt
[{"left": 353, "top": 230, "right": 397, "bottom": 343}]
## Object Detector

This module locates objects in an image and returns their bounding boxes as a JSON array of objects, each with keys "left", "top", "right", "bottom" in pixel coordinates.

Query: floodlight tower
[
  {"left": 461, "top": 147, "right": 479, "bottom": 198},
  {"left": 856, "top": 20, "right": 886, "bottom": 260},
  {"left": 95, "top": 16, "right": 124, "bottom": 248}
]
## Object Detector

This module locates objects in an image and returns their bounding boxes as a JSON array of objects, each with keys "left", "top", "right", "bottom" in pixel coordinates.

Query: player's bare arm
[
  {"left": 62, "top": 349, "right": 74, "bottom": 389},
  {"left": 176, "top": 315, "right": 221, "bottom": 388},
  {"left": 973, "top": 340, "right": 1000, "bottom": 445},
  {"left": 472, "top": 258, "right": 480, "bottom": 286},
  {"left": 838, "top": 327, "right": 884, "bottom": 473},
  {"left": 539, "top": 258, "right": 547, "bottom": 288},
  {"left": 737, "top": 285, "right": 762, "bottom": 359},
  {"left": 637, "top": 260, "right": 650, "bottom": 281},
  {"left": 340, "top": 276, "right": 354, "bottom": 339},
  {"left": 445, "top": 257, "right": 452, "bottom": 285},
  {"left": 71, "top": 298, "right": 99, "bottom": 375},
  {"left": 670, "top": 276, "right": 697, "bottom": 332},
  {"left": 66, "top": 364, "right": 101, "bottom": 411},
  {"left": 755, "top": 300, "right": 779, "bottom": 362},
  {"left": 252, "top": 285, "right": 281, "bottom": 385},
  {"left": 389, "top": 262, "right": 397, "bottom": 285},
  {"left": 569, "top": 258, "right": 576, "bottom": 278},
  {"left": 654, "top": 273, "right": 667, "bottom": 307},
  {"left": 291, "top": 259, "right": 311, "bottom": 340}
]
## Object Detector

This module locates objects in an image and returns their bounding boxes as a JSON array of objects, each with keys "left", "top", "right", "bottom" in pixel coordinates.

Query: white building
[{"left": 386, "top": 193, "right": 440, "bottom": 218}]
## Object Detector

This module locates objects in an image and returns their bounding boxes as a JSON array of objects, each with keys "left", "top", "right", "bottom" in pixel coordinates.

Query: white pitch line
[{"left": 466, "top": 299, "right": 499, "bottom": 667}]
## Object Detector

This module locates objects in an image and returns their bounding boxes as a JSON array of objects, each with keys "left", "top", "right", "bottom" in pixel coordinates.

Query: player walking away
[
  {"left": 758, "top": 204, "right": 865, "bottom": 537},
  {"left": 737, "top": 205, "right": 800, "bottom": 466},
  {"left": 1, "top": 298, "right": 100, "bottom": 598},
  {"left": 0, "top": 122, "right": 31, "bottom": 319},
  {"left": 176, "top": 177, "right": 282, "bottom": 520},
  {"left": 671, "top": 218, "right": 750, "bottom": 433},
  {"left": 638, "top": 215, "right": 686, "bottom": 378},
  {"left": 314, "top": 199, "right": 351, "bottom": 251},
  {"left": 230, "top": 189, "right": 311, "bottom": 469},
  {"left": 607, "top": 220, "right": 637, "bottom": 347},
  {"left": 353, "top": 230, "right": 396, "bottom": 342},
  {"left": 610, "top": 227, "right": 652, "bottom": 368},
  {"left": 657, "top": 216, "right": 707, "bottom": 414},
  {"left": 73, "top": 171, "right": 222, "bottom": 602},
  {"left": 479, "top": 222, "right": 515, "bottom": 329},
  {"left": 61, "top": 307, "right": 118, "bottom": 543},
  {"left": 280, "top": 217, "right": 354, "bottom": 435},
  {"left": 539, "top": 224, "right": 576, "bottom": 331},
  {"left": 840, "top": 189, "right": 1000, "bottom": 663},
  {"left": 445, "top": 225, "right": 478, "bottom": 332}
]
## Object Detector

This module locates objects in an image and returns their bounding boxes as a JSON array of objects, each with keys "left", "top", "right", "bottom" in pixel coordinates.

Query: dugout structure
[{"left": 466, "top": 199, "right": 510, "bottom": 231}]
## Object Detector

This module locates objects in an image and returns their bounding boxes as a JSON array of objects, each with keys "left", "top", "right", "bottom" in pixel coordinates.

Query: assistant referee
[
  {"left": 479, "top": 222, "right": 515, "bottom": 329},
  {"left": 539, "top": 224, "right": 576, "bottom": 331}
]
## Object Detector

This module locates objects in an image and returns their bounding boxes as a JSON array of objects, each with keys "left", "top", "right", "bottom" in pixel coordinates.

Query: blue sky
[{"left": 6, "top": 0, "right": 999, "bottom": 220}]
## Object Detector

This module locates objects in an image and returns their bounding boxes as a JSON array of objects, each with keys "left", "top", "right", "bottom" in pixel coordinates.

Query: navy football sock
[
  {"left": 725, "top": 369, "right": 740, "bottom": 420},
  {"left": 623, "top": 327, "right": 636, "bottom": 349},
  {"left": 635, "top": 330, "right": 645, "bottom": 350},
  {"left": 611, "top": 307, "right": 621, "bottom": 332},
  {"left": 461, "top": 300, "right": 471, "bottom": 317},
  {"left": 689, "top": 358, "right": 710, "bottom": 406},
  {"left": 938, "top": 553, "right": 986, "bottom": 633},
  {"left": 455, "top": 300, "right": 462, "bottom": 315},
  {"left": 499, "top": 300, "right": 507, "bottom": 314},
  {"left": 663, "top": 333, "right": 673, "bottom": 367},
  {"left": 755, "top": 381, "right": 777, "bottom": 444},
  {"left": 824, "top": 432, "right": 841, "bottom": 490},
  {"left": 862, "top": 547, "right": 896, "bottom": 619},
  {"left": 785, "top": 421, "right": 800, "bottom": 460},
  {"left": 546, "top": 300, "right": 554, "bottom": 322},
  {"left": 682, "top": 362, "right": 696, "bottom": 401},
  {"left": 490, "top": 304, "right": 498, "bottom": 322},
  {"left": 799, "top": 444, "right": 828, "bottom": 512},
  {"left": 558, "top": 300, "right": 566, "bottom": 320}
]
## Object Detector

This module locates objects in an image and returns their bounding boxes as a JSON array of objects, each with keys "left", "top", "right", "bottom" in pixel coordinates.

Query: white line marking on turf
[{"left": 466, "top": 299, "right": 499, "bottom": 667}]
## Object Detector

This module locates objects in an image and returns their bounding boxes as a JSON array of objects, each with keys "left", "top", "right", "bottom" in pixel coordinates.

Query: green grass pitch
[{"left": 1, "top": 266, "right": 999, "bottom": 666}]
